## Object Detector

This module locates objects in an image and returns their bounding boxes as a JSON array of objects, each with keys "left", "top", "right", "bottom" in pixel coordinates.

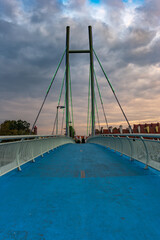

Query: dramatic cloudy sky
[{"left": 0, "top": 0, "right": 160, "bottom": 135}]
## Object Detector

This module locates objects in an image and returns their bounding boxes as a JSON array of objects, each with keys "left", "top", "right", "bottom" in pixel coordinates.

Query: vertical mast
[
  {"left": 88, "top": 26, "right": 95, "bottom": 136},
  {"left": 66, "top": 26, "right": 70, "bottom": 136}
]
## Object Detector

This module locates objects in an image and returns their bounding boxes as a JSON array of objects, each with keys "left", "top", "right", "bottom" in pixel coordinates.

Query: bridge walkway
[{"left": 0, "top": 143, "right": 160, "bottom": 240}]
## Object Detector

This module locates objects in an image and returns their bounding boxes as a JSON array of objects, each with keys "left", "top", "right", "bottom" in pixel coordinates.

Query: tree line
[
  {"left": 0, "top": 120, "right": 75, "bottom": 137},
  {"left": 0, "top": 120, "right": 32, "bottom": 135}
]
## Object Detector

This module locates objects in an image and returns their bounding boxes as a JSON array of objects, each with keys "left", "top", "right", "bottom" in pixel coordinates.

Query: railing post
[
  {"left": 16, "top": 139, "right": 23, "bottom": 171},
  {"left": 127, "top": 136, "right": 133, "bottom": 161},
  {"left": 31, "top": 138, "right": 35, "bottom": 162},
  {"left": 140, "top": 137, "right": 149, "bottom": 169},
  {"left": 41, "top": 137, "right": 44, "bottom": 157},
  {"left": 47, "top": 137, "right": 50, "bottom": 152},
  {"left": 118, "top": 136, "right": 123, "bottom": 156},
  {"left": 32, "top": 151, "right": 35, "bottom": 162},
  {"left": 110, "top": 135, "right": 114, "bottom": 151},
  {"left": 108, "top": 135, "right": 112, "bottom": 149},
  {"left": 114, "top": 136, "right": 117, "bottom": 152},
  {"left": 106, "top": 135, "right": 109, "bottom": 149}
]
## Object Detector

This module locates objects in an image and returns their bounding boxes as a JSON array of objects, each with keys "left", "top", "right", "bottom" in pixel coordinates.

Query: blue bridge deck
[{"left": 0, "top": 143, "right": 160, "bottom": 240}]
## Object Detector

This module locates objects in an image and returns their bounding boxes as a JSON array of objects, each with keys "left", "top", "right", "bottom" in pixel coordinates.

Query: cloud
[
  {"left": 0, "top": 0, "right": 160, "bottom": 135},
  {"left": 136, "top": 0, "right": 160, "bottom": 26}
]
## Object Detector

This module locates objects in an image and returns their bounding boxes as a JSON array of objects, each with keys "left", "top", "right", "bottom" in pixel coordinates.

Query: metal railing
[
  {"left": 86, "top": 134, "right": 160, "bottom": 171},
  {"left": 0, "top": 135, "right": 75, "bottom": 177}
]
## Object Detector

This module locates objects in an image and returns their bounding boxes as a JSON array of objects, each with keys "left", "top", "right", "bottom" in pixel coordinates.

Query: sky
[{"left": 0, "top": 0, "right": 160, "bottom": 135}]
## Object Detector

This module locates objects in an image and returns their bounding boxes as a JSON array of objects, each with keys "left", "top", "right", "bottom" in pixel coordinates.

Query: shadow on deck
[{"left": 0, "top": 143, "right": 160, "bottom": 240}]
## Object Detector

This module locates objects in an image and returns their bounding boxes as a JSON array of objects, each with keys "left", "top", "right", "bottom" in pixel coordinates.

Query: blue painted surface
[{"left": 0, "top": 143, "right": 160, "bottom": 240}]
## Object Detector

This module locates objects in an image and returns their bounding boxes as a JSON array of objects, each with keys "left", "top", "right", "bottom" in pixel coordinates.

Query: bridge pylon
[{"left": 65, "top": 26, "right": 95, "bottom": 136}]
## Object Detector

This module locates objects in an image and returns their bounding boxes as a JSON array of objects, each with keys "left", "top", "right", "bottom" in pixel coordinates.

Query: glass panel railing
[
  {"left": 0, "top": 135, "right": 75, "bottom": 176},
  {"left": 87, "top": 134, "right": 160, "bottom": 171}
]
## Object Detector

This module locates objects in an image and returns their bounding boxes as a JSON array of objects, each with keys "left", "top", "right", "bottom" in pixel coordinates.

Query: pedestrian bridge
[
  {"left": 0, "top": 134, "right": 160, "bottom": 240},
  {"left": 1, "top": 25, "right": 160, "bottom": 239}
]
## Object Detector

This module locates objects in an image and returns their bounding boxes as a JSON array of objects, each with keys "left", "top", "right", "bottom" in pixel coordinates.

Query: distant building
[
  {"left": 95, "top": 122, "right": 160, "bottom": 135},
  {"left": 133, "top": 123, "right": 160, "bottom": 134}
]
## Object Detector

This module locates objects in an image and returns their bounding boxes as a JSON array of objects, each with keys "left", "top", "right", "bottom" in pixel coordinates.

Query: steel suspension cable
[
  {"left": 57, "top": 67, "right": 66, "bottom": 106},
  {"left": 93, "top": 49, "right": 133, "bottom": 133},
  {"left": 61, "top": 97, "right": 66, "bottom": 135},
  {"left": 88, "top": 68, "right": 101, "bottom": 133},
  {"left": 51, "top": 67, "right": 66, "bottom": 135},
  {"left": 94, "top": 69, "right": 109, "bottom": 129},
  {"left": 31, "top": 49, "right": 66, "bottom": 133},
  {"left": 69, "top": 66, "right": 74, "bottom": 130},
  {"left": 95, "top": 92, "right": 101, "bottom": 131},
  {"left": 89, "top": 108, "right": 92, "bottom": 135},
  {"left": 52, "top": 113, "right": 57, "bottom": 135}
]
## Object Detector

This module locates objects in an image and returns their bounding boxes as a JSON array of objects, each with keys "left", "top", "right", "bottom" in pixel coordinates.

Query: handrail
[
  {"left": 86, "top": 134, "right": 160, "bottom": 171},
  {"left": 90, "top": 133, "right": 160, "bottom": 138},
  {"left": 0, "top": 135, "right": 75, "bottom": 176},
  {"left": 0, "top": 134, "right": 65, "bottom": 142}
]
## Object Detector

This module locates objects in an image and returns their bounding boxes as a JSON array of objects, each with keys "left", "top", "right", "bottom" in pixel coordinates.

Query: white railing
[
  {"left": 0, "top": 135, "right": 75, "bottom": 176},
  {"left": 86, "top": 134, "right": 160, "bottom": 171}
]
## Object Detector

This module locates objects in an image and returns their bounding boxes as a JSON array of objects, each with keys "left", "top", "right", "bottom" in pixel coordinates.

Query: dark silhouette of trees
[{"left": 0, "top": 120, "right": 31, "bottom": 135}]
